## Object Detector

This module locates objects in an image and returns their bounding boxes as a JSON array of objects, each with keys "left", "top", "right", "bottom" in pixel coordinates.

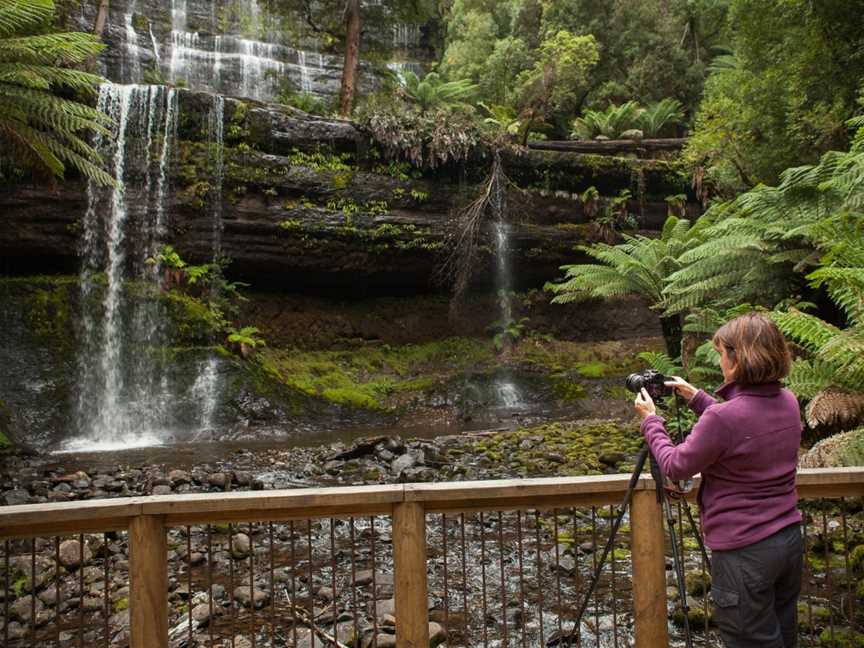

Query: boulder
[{"left": 58, "top": 539, "right": 92, "bottom": 569}]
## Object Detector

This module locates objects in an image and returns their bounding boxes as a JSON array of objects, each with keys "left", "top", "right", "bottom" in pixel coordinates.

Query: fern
[
  {"left": 637, "top": 351, "right": 682, "bottom": 377},
  {"left": 0, "top": 0, "right": 113, "bottom": 185}
]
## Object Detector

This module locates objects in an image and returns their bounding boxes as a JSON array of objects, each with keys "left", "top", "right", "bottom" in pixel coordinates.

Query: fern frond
[{"left": 0, "top": 0, "right": 52, "bottom": 39}]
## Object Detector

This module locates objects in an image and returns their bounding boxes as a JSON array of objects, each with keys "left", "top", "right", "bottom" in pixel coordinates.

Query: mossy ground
[
  {"left": 463, "top": 420, "right": 643, "bottom": 477},
  {"left": 258, "top": 337, "right": 496, "bottom": 409},
  {"left": 255, "top": 334, "right": 662, "bottom": 413}
]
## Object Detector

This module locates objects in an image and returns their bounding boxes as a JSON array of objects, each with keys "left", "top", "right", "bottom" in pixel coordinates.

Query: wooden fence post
[
  {"left": 630, "top": 490, "right": 669, "bottom": 648},
  {"left": 129, "top": 515, "right": 168, "bottom": 648},
  {"left": 393, "top": 502, "right": 430, "bottom": 648}
]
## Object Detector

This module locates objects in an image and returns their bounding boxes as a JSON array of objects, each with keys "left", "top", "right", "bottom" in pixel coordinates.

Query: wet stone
[
  {"left": 207, "top": 472, "right": 231, "bottom": 489},
  {"left": 10, "top": 595, "right": 44, "bottom": 622},
  {"left": 168, "top": 469, "right": 190, "bottom": 485},
  {"left": 233, "top": 586, "right": 270, "bottom": 609},
  {"left": 58, "top": 539, "right": 92, "bottom": 569},
  {"left": 3, "top": 489, "right": 30, "bottom": 505}
]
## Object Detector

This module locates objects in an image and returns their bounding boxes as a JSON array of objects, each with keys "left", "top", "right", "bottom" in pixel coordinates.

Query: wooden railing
[{"left": 1, "top": 467, "right": 862, "bottom": 648}]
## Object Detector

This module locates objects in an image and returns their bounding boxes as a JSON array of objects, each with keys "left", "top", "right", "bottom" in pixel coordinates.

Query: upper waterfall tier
[{"left": 71, "top": 0, "right": 433, "bottom": 102}]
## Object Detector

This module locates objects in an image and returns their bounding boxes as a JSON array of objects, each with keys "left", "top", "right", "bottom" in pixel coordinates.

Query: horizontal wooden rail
[
  {"left": 1, "top": 468, "right": 862, "bottom": 539},
  {"left": 1, "top": 467, "right": 861, "bottom": 648}
]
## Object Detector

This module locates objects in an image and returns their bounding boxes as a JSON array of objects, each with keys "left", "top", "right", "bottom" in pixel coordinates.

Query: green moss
[
  {"left": 553, "top": 381, "right": 587, "bottom": 401},
  {"left": 576, "top": 361, "right": 608, "bottom": 378},
  {"left": 257, "top": 338, "right": 494, "bottom": 410},
  {"left": 818, "top": 628, "right": 864, "bottom": 648},
  {"left": 850, "top": 544, "right": 864, "bottom": 576},
  {"left": 114, "top": 597, "right": 129, "bottom": 612}
]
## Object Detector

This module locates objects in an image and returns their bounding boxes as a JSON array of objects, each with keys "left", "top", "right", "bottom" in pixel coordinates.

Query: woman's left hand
[{"left": 634, "top": 388, "right": 656, "bottom": 420}]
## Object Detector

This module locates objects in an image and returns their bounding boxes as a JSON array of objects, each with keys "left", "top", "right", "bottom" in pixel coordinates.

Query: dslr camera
[{"left": 625, "top": 369, "right": 671, "bottom": 401}]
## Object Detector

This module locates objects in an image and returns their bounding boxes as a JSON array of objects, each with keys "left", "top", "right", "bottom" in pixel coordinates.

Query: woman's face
[{"left": 717, "top": 344, "right": 737, "bottom": 383}]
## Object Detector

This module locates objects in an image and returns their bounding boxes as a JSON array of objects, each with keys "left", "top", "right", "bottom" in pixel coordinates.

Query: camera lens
[{"left": 625, "top": 373, "right": 644, "bottom": 394}]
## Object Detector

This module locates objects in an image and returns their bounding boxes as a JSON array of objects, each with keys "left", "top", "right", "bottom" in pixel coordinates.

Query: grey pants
[{"left": 710, "top": 523, "right": 803, "bottom": 648}]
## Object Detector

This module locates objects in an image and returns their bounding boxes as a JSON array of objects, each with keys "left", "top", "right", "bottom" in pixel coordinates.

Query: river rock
[
  {"left": 207, "top": 472, "right": 231, "bottom": 489},
  {"left": 233, "top": 471, "right": 253, "bottom": 486},
  {"left": 231, "top": 533, "right": 251, "bottom": 559},
  {"left": 233, "top": 586, "right": 270, "bottom": 609},
  {"left": 151, "top": 484, "right": 172, "bottom": 496},
  {"left": 58, "top": 539, "right": 92, "bottom": 569},
  {"left": 168, "top": 469, "right": 190, "bottom": 485},
  {"left": 4, "top": 621, "right": 26, "bottom": 640},
  {"left": 187, "top": 552, "right": 205, "bottom": 566},
  {"left": 232, "top": 636, "right": 253, "bottom": 648},
  {"left": 599, "top": 452, "right": 626, "bottom": 468},
  {"left": 375, "top": 598, "right": 395, "bottom": 618},
  {"left": 391, "top": 454, "right": 416, "bottom": 475},
  {"left": 3, "top": 489, "right": 30, "bottom": 506},
  {"left": 10, "top": 595, "right": 43, "bottom": 623},
  {"left": 316, "top": 586, "right": 334, "bottom": 601},
  {"left": 191, "top": 603, "right": 213, "bottom": 625},
  {"left": 429, "top": 621, "right": 447, "bottom": 645}
]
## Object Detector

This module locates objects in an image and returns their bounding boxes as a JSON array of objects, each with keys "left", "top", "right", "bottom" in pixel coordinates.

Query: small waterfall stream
[
  {"left": 490, "top": 153, "right": 524, "bottom": 409},
  {"left": 191, "top": 95, "right": 226, "bottom": 435}
]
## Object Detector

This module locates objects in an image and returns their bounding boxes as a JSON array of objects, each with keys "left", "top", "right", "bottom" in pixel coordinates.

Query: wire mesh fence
[{"left": 0, "top": 481, "right": 862, "bottom": 647}]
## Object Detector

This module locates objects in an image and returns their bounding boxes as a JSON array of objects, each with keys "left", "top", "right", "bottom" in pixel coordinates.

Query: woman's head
[{"left": 712, "top": 312, "right": 792, "bottom": 385}]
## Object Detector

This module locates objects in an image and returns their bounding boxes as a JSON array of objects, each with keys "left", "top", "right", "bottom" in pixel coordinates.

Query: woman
[{"left": 634, "top": 312, "right": 803, "bottom": 648}]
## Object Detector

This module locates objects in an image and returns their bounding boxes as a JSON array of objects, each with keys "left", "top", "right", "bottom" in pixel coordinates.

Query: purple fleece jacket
[{"left": 641, "top": 382, "right": 802, "bottom": 551}]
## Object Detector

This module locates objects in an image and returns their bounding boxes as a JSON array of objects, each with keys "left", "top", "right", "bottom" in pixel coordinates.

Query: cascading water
[
  {"left": 190, "top": 95, "right": 226, "bottom": 435},
  {"left": 490, "top": 152, "right": 524, "bottom": 409},
  {"left": 69, "top": 84, "right": 180, "bottom": 451}
]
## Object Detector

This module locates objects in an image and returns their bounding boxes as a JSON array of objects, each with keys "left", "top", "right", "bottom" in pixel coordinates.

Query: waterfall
[
  {"left": 490, "top": 153, "right": 523, "bottom": 409},
  {"left": 67, "top": 84, "right": 179, "bottom": 452},
  {"left": 123, "top": 2, "right": 142, "bottom": 83},
  {"left": 191, "top": 95, "right": 226, "bottom": 435}
]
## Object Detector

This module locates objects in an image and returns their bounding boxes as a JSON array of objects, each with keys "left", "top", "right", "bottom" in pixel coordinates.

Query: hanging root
[{"left": 436, "top": 150, "right": 528, "bottom": 320}]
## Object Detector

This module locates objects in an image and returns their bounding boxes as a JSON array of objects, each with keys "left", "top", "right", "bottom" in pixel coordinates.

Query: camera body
[{"left": 625, "top": 369, "right": 671, "bottom": 401}]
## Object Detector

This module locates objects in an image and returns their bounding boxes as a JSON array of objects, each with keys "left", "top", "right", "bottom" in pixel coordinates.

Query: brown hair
[{"left": 712, "top": 312, "right": 792, "bottom": 384}]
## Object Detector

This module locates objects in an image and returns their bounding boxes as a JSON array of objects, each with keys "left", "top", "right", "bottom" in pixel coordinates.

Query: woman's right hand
[{"left": 664, "top": 376, "right": 698, "bottom": 401}]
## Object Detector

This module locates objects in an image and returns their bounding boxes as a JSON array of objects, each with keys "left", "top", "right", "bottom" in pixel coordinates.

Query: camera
[{"left": 625, "top": 369, "right": 671, "bottom": 401}]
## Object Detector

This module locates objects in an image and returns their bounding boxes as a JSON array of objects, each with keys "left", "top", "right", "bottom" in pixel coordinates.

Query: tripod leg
[
  {"left": 661, "top": 490, "right": 694, "bottom": 648},
  {"left": 549, "top": 445, "right": 650, "bottom": 647}
]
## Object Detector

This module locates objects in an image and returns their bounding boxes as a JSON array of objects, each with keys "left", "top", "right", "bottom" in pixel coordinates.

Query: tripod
[{"left": 550, "top": 396, "right": 711, "bottom": 647}]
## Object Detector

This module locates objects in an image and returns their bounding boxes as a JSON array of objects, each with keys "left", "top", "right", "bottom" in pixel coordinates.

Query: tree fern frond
[
  {"left": 0, "top": 0, "right": 52, "bottom": 39},
  {"left": 771, "top": 309, "right": 842, "bottom": 353},
  {"left": 784, "top": 359, "right": 838, "bottom": 400},
  {"left": 637, "top": 351, "right": 682, "bottom": 376},
  {"left": 0, "top": 32, "right": 105, "bottom": 66}
]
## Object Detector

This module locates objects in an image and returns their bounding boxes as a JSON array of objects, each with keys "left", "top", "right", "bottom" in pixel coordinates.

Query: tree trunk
[
  {"left": 660, "top": 314, "right": 683, "bottom": 360},
  {"left": 94, "top": 0, "right": 110, "bottom": 38},
  {"left": 339, "top": 0, "right": 361, "bottom": 117}
]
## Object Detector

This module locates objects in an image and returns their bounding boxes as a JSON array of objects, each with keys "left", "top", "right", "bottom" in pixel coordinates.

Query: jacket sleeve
[
  {"left": 640, "top": 408, "right": 729, "bottom": 481},
  {"left": 688, "top": 389, "right": 718, "bottom": 416}
]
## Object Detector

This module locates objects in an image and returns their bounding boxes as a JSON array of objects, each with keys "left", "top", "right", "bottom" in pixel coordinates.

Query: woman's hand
[
  {"left": 634, "top": 388, "right": 656, "bottom": 420},
  {"left": 664, "top": 376, "right": 698, "bottom": 401}
]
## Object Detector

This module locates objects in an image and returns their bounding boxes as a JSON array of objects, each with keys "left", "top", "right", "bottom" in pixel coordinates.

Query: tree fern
[
  {"left": 662, "top": 127, "right": 864, "bottom": 315},
  {"left": 639, "top": 98, "right": 684, "bottom": 138},
  {"left": 547, "top": 215, "right": 707, "bottom": 355},
  {"left": 0, "top": 0, "right": 113, "bottom": 185}
]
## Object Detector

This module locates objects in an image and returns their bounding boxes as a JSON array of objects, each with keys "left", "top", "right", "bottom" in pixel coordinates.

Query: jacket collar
[{"left": 716, "top": 381, "right": 783, "bottom": 400}]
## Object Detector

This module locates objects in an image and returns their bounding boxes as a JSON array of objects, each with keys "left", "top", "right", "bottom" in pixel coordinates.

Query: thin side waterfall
[
  {"left": 68, "top": 84, "right": 179, "bottom": 452},
  {"left": 123, "top": 0, "right": 142, "bottom": 83},
  {"left": 490, "top": 153, "right": 523, "bottom": 409},
  {"left": 191, "top": 94, "right": 226, "bottom": 434}
]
